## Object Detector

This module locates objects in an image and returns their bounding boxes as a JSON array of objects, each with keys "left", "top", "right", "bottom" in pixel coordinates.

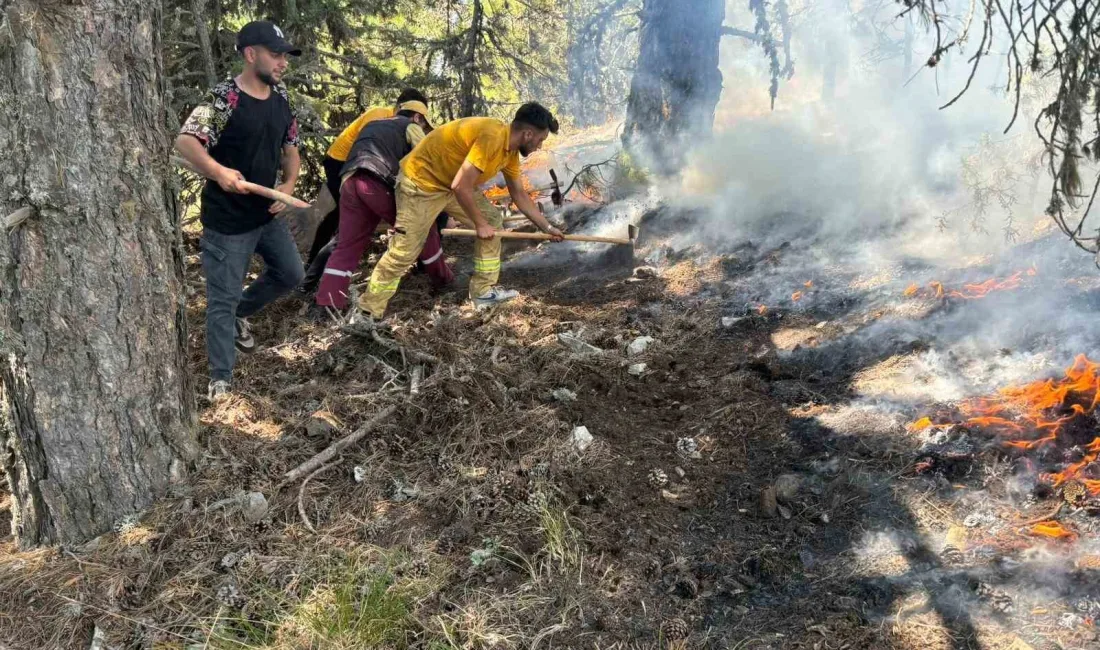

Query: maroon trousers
[{"left": 316, "top": 171, "right": 452, "bottom": 309}]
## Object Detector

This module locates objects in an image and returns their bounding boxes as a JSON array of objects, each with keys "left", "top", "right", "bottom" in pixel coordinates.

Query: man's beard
[
  {"left": 518, "top": 144, "right": 534, "bottom": 157},
  {"left": 257, "top": 69, "right": 279, "bottom": 85}
]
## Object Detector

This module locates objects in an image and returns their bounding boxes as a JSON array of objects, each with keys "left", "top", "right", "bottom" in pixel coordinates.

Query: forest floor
[{"left": 2, "top": 184, "right": 1098, "bottom": 649}]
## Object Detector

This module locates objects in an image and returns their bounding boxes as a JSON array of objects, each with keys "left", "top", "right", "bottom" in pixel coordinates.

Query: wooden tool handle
[
  {"left": 441, "top": 228, "right": 630, "bottom": 245},
  {"left": 240, "top": 181, "right": 311, "bottom": 209},
  {"left": 172, "top": 156, "right": 311, "bottom": 209}
]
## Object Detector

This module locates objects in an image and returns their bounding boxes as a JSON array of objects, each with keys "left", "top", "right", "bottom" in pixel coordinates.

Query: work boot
[
  {"left": 235, "top": 317, "right": 256, "bottom": 353},
  {"left": 207, "top": 379, "right": 231, "bottom": 402},
  {"left": 343, "top": 311, "right": 390, "bottom": 337},
  {"left": 473, "top": 286, "right": 519, "bottom": 311},
  {"left": 306, "top": 303, "right": 347, "bottom": 324}
]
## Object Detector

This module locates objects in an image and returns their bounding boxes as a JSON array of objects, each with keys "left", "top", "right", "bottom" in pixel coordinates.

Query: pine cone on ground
[
  {"left": 661, "top": 617, "right": 690, "bottom": 640},
  {"left": 1064, "top": 479, "right": 1087, "bottom": 506},
  {"left": 649, "top": 468, "right": 669, "bottom": 488},
  {"left": 940, "top": 544, "right": 965, "bottom": 566}
]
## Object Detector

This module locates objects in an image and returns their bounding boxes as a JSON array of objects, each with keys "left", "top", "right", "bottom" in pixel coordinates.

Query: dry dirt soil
[{"left": 0, "top": 220, "right": 1091, "bottom": 650}]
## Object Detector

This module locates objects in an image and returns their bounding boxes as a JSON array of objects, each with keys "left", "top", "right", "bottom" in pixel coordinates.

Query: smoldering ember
[{"left": 10, "top": 1, "right": 1100, "bottom": 650}]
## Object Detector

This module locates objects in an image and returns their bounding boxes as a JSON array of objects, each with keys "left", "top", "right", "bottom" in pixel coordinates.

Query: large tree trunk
[
  {"left": 458, "top": 0, "right": 486, "bottom": 117},
  {"left": 0, "top": 0, "right": 198, "bottom": 548},
  {"left": 622, "top": 0, "right": 725, "bottom": 173}
]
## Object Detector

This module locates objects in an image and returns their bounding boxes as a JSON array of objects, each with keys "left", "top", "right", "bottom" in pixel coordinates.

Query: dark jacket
[{"left": 339, "top": 116, "right": 416, "bottom": 187}]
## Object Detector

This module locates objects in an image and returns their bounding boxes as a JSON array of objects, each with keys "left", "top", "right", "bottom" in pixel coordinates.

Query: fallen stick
[
  {"left": 171, "top": 156, "right": 311, "bottom": 208},
  {"left": 282, "top": 404, "right": 397, "bottom": 485},
  {"left": 298, "top": 459, "right": 341, "bottom": 533},
  {"left": 442, "top": 228, "right": 631, "bottom": 246}
]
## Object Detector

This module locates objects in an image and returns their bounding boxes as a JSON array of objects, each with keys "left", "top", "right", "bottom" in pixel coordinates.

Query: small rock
[
  {"left": 627, "top": 336, "right": 655, "bottom": 357},
  {"left": 390, "top": 479, "right": 420, "bottom": 502},
  {"left": 306, "top": 410, "right": 341, "bottom": 438},
  {"left": 571, "top": 426, "right": 594, "bottom": 452},
  {"left": 551, "top": 388, "right": 577, "bottom": 402},
  {"left": 674, "top": 467, "right": 686, "bottom": 479},
  {"left": 721, "top": 316, "right": 744, "bottom": 328},
  {"left": 557, "top": 332, "right": 602, "bottom": 356},
  {"left": 220, "top": 551, "right": 242, "bottom": 570},
  {"left": 774, "top": 474, "right": 803, "bottom": 504},
  {"left": 88, "top": 625, "right": 109, "bottom": 650},
  {"left": 241, "top": 492, "right": 269, "bottom": 523},
  {"left": 778, "top": 504, "right": 792, "bottom": 519},
  {"left": 628, "top": 363, "right": 647, "bottom": 376},
  {"left": 353, "top": 466, "right": 368, "bottom": 483},
  {"left": 815, "top": 321, "right": 828, "bottom": 329},
  {"left": 633, "top": 266, "right": 659, "bottom": 279},
  {"left": 81, "top": 536, "right": 104, "bottom": 553},
  {"left": 661, "top": 489, "right": 680, "bottom": 501}
]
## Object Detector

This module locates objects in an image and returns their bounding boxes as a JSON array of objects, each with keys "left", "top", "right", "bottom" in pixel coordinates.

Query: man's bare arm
[
  {"left": 451, "top": 161, "right": 497, "bottom": 240},
  {"left": 270, "top": 145, "right": 300, "bottom": 214},
  {"left": 505, "top": 174, "right": 563, "bottom": 240},
  {"left": 174, "top": 134, "right": 248, "bottom": 194}
]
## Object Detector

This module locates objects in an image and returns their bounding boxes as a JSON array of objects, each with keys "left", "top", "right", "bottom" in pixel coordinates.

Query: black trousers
[
  {"left": 301, "top": 156, "right": 345, "bottom": 292},
  {"left": 309, "top": 155, "right": 344, "bottom": 264}
]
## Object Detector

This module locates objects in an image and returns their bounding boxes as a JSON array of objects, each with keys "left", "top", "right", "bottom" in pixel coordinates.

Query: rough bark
[
  {"left": 190, "top": 0, "right": 218, "bottom": 87},
  {"left": 459, "top": 0, "right": 485, "bottom": 117},
  {"left": 0, "top": 0, "right": 198, "bottom": 548},
  {"left": 622, "top": 0, "right": 725, "bottom": 172}
]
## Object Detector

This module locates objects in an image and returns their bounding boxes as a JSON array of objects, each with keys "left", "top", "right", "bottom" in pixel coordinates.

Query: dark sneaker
[
  {"left": 473, "top": 286, "right": 519, "bottom": 311},
  {"left": 207, "top": 380, "right": 231, "bottom": 401},
  {"left": 235, "top": 317, "right": 256, "bottom": 353}
]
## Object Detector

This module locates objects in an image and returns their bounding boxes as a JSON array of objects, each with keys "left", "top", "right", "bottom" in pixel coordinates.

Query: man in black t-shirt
[{"left": 176, "top": 20, "right": 304, "bottom": 401}]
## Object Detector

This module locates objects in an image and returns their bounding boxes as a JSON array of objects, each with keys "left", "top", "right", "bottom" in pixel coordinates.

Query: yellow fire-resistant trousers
[{"left": 358, "top": 174, "right": 503, "bottom": 318}]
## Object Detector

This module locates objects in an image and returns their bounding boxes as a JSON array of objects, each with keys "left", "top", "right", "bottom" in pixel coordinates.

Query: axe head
[
  {"left": 549, "top": 169, "right": 563, "bottom": 207},
  {"left": 628, "top": 224, "right": 639, "bottom": 243}
]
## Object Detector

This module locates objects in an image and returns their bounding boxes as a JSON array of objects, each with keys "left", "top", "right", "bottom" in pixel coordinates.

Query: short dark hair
[
  {"left": 396, "top": 109, "right": 419, "bottom": 118},
  {"left": 396, "top": 88, "right": 428, "bottom": 105},
  {"left": 513, "top": 102, "right": 559, "bottom": 134}
]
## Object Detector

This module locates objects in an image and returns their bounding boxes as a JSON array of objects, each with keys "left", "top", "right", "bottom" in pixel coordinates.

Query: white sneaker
[
  {"left": 235, "top": 318, "right": 256, "bottom": 353},
  {"left": 473, "top": 286, "right": 519, "bottom": 311},
  {"left": 207, "top": 380, "right": 231, "bottom": 401}
]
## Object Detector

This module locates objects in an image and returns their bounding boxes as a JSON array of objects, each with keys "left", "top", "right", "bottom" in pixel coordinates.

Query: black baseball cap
[{"left": 236, "top": 20, "right": 302, "bottom": 56}]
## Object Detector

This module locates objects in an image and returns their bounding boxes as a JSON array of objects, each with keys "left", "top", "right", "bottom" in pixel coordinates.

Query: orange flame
[
  {"left": 903, "top": 268, "right": 1035, "bottom": 300},
  {"left": 756, "top": 304, "right": 768, "bottom": 315},
  {"left": 792, "top": 291, "right": 803, "bottom": 302},
  {"left": 1029, "top": 521, "right": 1078, "bottom": 540},
  {"left": 910, "top": 355, "right": 1100, "bottom": 490},
  {"left": 804, "top": 280, "right": 814, "bottom": 288},
  {"left": 907, "top": 416, "right": 933, "bottom": 432}
]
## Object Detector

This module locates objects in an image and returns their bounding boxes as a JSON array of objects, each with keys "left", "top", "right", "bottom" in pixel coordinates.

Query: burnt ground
[{"left": 1, "top": 215, "right": 1098, "bottom": 650}]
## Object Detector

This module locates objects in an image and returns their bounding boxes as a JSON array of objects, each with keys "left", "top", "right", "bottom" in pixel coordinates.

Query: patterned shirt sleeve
[
  {"left": 275, "top": 85, "right": 301, "bottom": 148},
  {"left": 180, "top": 80, "right": 239, "bottom": 150}
]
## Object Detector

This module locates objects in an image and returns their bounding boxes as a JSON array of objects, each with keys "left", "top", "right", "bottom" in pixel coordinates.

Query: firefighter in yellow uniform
[
  {"left": 302, "top": 89, "right": 430, "bottom": 292},
  {"left": 355, "top": 102, "right": 564, "bottom": 323}
]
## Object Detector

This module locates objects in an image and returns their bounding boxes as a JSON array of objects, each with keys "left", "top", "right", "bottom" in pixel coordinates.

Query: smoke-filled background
[{"left": 582, "top": 0, "right": 1100, "bottom": 407}]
